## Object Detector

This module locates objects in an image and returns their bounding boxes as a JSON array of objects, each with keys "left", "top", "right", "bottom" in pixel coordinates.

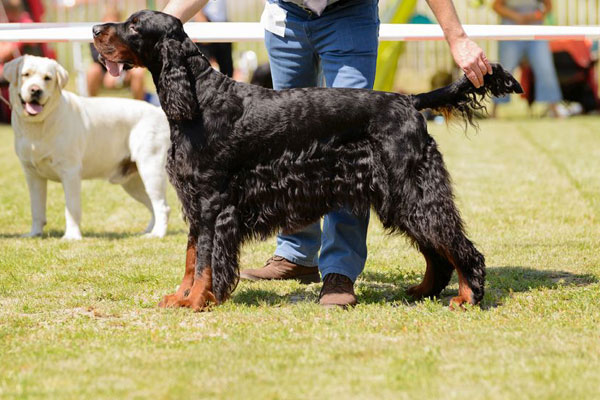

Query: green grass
[{"left": 0, "top": 117, "right": 599, "bottom": 399}]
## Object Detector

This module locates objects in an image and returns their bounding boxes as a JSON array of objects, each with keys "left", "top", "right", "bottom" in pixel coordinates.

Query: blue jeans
[
  {"left": 264, "top": 0, "right": 379, "bottom": 282},
  {"left": 495, "top": 40, "right": 562, "bottom": 104}
]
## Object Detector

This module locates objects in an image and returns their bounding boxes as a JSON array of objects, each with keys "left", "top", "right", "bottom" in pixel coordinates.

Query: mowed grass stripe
[{"left": 517, "top": 118, "right": 600, "bottom": 220}]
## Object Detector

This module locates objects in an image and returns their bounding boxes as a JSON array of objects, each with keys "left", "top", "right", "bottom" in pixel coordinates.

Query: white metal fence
[{"left": 39, "top": 0, "right": 600, "bottom": 90}]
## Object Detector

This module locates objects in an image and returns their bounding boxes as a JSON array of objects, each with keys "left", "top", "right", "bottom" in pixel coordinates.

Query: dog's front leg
[
  {"left": 166, "top": 231, "right": 217, "bottom": 312},
  {"left": 176, "top": 265, "right": 216, "bottom": 312},
  {"left": 61, "top": 170, "right": 82, "bottom": 240},
  {"left": 159, "top": 233, "right": 197, "bottom": 308},
  {"left": 22, "top": 170, "right": 47, "bottom": 237}
]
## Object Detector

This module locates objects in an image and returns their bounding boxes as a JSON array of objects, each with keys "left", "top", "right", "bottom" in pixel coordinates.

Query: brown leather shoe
[
  {"left": 319, "top": 273, "right": 357, "bottom": 308},
  {"left": 240, "top": 256, "right": 320, "bottom": 284}
]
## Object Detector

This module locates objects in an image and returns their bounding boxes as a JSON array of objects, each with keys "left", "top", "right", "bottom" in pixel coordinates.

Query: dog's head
[
  {"left": 92, "top": 10, "right": 203, "bottom": 120},
  {"left": 4, "top": 55, "right": 68, "bottom": 121},
  {"left": 92, "top": 9, "right": 192, "bottom": 76}
]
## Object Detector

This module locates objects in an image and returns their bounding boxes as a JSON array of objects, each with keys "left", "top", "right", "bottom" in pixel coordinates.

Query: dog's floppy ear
[
  {"left": 156, "top": 38, "right": 199, "bottom": 120},
  {"left": 55, "top": 62, "right": 69, "bottom": 89},
  {"left": 3, "top": 56, "right": 24, "bottom": 84}
]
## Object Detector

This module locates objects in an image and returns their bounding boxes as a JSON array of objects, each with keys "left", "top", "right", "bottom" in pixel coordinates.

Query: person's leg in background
[
  {"left": 526, "top": 40, "right": 567, "bottom": 117},
  {"left": 240, "top": 1, "right": 322, "bottom": 284},
  {"left": 492, "top": 40, "right": 524, "bottom": 117},
  {"left": 210, "top": 42, "right": 234, "bottom": 78},
  {"left": 310, "top": 0, "right": 379, "bottom": 306},
  {"left": 127, "top": 67, "right": 146, "bottom": 100},
  {"left": 86, "top": 61, "right": 105, "bottom": 97}
]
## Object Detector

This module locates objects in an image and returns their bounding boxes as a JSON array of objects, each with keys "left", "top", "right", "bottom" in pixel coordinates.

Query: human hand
[
  {"left": 512, "top": 13, "right": 528, "bottom": 24},
  {"left": 512, "top": 11, "right": 543, "bottom": 24},
  {"left": 449, "top": 37, "right": 493, "bottom": 88},
  {"left": 529, "top": 10, "right": 545, "bottom": 22}
]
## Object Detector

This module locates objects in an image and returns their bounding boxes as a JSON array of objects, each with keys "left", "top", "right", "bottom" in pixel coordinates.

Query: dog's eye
[
  {"left": 22, "top": 72, "right": 30, "bottom": 78},
  {"left": 44, "top": 76, "right": 52, "bottom": 81}
]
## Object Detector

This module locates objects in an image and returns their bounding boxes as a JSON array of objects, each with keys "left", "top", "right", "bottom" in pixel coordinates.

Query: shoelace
[{"left": 264, "top": 256, "right": 282, "bottom": 267}]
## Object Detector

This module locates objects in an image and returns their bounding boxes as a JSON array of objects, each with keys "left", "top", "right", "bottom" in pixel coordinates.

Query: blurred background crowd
[{"left": 0, "top": 0, "right": 598, "bottom": 121}]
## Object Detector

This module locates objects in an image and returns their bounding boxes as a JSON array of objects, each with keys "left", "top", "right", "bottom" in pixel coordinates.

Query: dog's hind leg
[
  {"left": 135, "top": 156, "right": 170, "bottom": 238},
  {"left": 379, "top": 133, "right": 486, "bottom": 307},
  {"left": 121, "top": 169, "right": 169, "bottom": 238},
  {"left": 414, "top": 138, "right": 485, "bottom": 307},
  {"left": 121, "top": 172, "right": 155, "bottom": 233},
  {"left": 158, "top": 233, "right": 198, "bottom": 308},
  {"left": 406, "top": 247, "right": 454, "bottom": 300}
]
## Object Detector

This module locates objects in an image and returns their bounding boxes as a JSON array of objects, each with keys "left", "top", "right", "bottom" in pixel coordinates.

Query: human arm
[
  {"left": 0, "top": 42, "right": 20, "bottom": 62},
  {"left": 426, "top": 0, "right": 492, "bottom": 87},
  {"left": 163, "top": 0, "right": 209, "bottom": 23}
]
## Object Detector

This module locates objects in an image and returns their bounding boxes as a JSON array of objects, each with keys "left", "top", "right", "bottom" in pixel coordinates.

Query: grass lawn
[{"left": 0, "top": 116, "right": 599, "bottom": 399}]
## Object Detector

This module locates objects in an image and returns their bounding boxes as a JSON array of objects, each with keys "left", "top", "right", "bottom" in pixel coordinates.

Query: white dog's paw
[
  {"left": 21, "top": 231, "right": 43, "bottom": 238},
  {"left": 142, "top": 230, "right": 165, "bottom": 239},
  {"left": 61, "top": 232, "right": 82, "bottom": 240}
]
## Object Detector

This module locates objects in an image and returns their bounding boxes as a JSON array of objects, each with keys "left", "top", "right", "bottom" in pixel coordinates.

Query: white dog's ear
[
  {"left": 3, "top": 57, "right": 23, "bottom": 84},
  {"left": 55, "top": 63, "right": 69, "bottom": 89}
]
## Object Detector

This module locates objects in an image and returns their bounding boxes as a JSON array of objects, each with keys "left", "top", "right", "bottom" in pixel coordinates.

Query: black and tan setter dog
[{"left": 93, "top": 10, "right": 522, "bottom": 311}]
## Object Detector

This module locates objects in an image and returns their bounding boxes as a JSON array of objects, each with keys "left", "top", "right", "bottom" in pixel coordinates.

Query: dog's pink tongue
[
  {"left": 105, "top": 59, "right": 124, "bottom": 77},
  {"left": 25, "top": 102, "right": 42, "bottom": 115}
]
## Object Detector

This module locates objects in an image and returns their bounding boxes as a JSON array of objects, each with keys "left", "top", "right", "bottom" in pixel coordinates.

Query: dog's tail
[{"left": 411, "top": 63, "right": 523, "bottom": 127}]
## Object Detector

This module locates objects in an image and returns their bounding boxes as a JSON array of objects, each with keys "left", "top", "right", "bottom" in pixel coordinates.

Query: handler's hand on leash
[{"left": 450, "top": 37, "right": 493, "bottom": 88}]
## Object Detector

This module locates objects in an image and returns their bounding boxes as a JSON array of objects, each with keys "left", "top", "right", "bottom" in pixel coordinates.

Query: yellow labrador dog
[{"left": 5, "top": 55, "right": 170, "bottom": 239}]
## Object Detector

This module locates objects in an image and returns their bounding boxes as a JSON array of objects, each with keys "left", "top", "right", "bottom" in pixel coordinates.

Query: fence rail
[
  {"left": 1, "top": 22, "right": 598, "bottom": 42},
  {"left": 21, "top": 0, "right": 600, "bottom": 92}
]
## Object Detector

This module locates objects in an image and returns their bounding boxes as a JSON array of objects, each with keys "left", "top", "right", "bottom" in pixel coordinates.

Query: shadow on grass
[
  {"left": 481, "top": 266, "right": 597, "bottom": 308},
  {"left": 231, "top": 285, "right": 321, "bottom": 306},
  {"left": 231, "top": 266, "right": 597, "bottom": 308}
]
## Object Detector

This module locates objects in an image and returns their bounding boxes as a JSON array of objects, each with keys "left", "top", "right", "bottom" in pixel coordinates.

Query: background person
[
  {"left": 492, "top": 0, "right": 567, "bottom": 117},
  {"left": 193, "top": 0, "right": 234, "bottom": 78},
  {"left": 162, "top": 0, "right": 492, "bottom": 308},
  {"left": 0, "top": 0, "right": 53, "bottom": 122}
]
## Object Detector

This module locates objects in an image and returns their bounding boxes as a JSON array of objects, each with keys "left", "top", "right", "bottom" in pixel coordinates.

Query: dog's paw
[
  {"left": 142, "top": 231, "right": 166, "bottom": 239},
  {"left": 158, "top": 293, "right": 182, "bottom": 308},
  {"left": 61, "top": 232, "right": 82, "bottom": 240},
  {"left": 21, "top": 231, "right": 43, "bottom": 238},
  {"left": 159, "top": 291, "right": 216, "bottom": 312},
  {"left": 406, "top": 284, "right": 427, "bottom": 299},
  {"left": 449, "top": 294, "right": 474, "bottom": 310}
]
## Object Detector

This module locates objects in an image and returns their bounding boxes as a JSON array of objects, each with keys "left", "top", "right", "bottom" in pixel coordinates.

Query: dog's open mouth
[
  {"left": 20, "top": 96, "right": 43, "bottom": 116},
  {"left": 98, "top": 54, "right": 133, "bottom": 77}
]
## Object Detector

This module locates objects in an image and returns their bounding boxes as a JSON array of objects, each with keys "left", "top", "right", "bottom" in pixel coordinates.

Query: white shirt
[{"left": 283, "top": 0, "right": 340, "bottom": 15}]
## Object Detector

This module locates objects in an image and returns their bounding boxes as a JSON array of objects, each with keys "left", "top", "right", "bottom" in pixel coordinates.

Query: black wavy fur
[
  {"left": 413, "top": 65, "right": 523, "bottom": 126},
  {"left": 94, "top": 10, "right": 522, "bottom": 304}
]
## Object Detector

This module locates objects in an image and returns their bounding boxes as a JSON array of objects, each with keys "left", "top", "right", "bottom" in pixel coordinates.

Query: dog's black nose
[
  {"left": 92, "top": 25, "right": 103, "bottom": 38},
  {"left": 30, "top": 85, "right": 42, "bottom": 98}
]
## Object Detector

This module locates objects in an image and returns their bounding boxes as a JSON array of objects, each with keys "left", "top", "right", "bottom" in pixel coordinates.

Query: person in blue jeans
[
  {"left": 492, "top": 0, "right": 567, "bottom": 117},
  {"left": 163, "top": 0, "right": 492, "bottom": 307}
]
